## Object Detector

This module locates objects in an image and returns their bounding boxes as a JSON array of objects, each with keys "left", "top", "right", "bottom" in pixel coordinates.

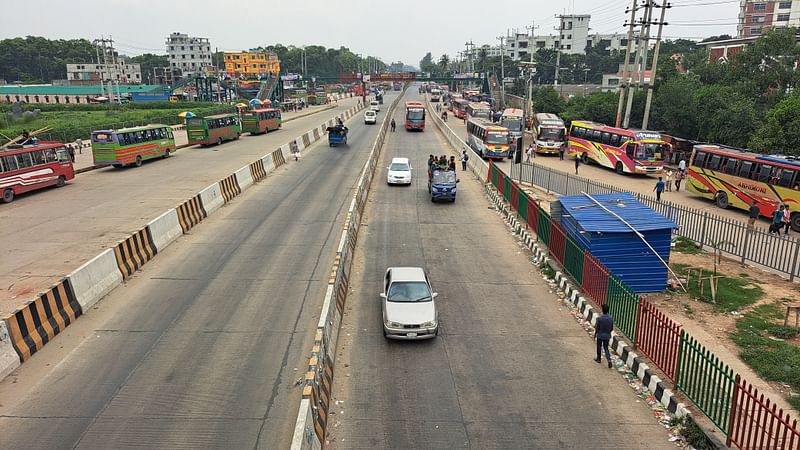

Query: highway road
[
  {"left": 0, "top": 96, "right": 360, "bottom": 316},
  {"left": 0, "top": 93, "right": 393, "bottom": 449},
  {"left": 327, "top": 91, "right": 674, "bottom": 449}
]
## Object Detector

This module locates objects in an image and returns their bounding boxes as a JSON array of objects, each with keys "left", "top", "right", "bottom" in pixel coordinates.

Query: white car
[
  {"left": 370, "top": 100, "right": 381, "bottom": 112},
  {"left": 364, "top": 110, "right": 377, "bottom": 124},
  {"left": 387, "top": 157, "right": 412, "bottom": 185},
  {"left": 381, "top": 267, "right": 438, "bottom": 339}
]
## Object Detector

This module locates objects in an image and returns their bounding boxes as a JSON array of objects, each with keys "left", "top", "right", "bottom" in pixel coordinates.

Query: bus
[
  {"left": 0, "top": 141, "right": 74, "bottom": 203},
  {"left": 500, "top": 108, "right": 525, "bottom": 141},
  {"left": 405, "top": 101, "right": 426, "bottom": 131},
  {"left": 466, "top": 102, "right": 492, "bottom": 120},
  {"left": 241, "top": 107, "right": 282, "bottom": 135},
  {"left": 687, "top": 144, "right": 800, "bottom": 230},
  {"left": 533, "top": 113, "right": 567, "bottom": 155},
  {"left": 91, "top": 124, "right": 176, "bottom": 168},
  {"left": 430, "top": 88, "right": 442, "bottom": 102},
  {"left": 466, "top": 118, "right": 510, "bottom": 160},
  {"left": 463, "top": 89, "right": 482, "bottom": 102},
  {"left": 568, "top": 121, "right": 668, "bottom": 175},
  {"left": 451, "top": 98, "right": 469, "bottom": 119},
  {"left": 187, "top": 113, "right": 241, "bottom": 146}
]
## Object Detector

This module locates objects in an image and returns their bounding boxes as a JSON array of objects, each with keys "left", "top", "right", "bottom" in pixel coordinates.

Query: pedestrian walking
[
  {"left": 665, "top": 169, "right": 673, "bottom": 192},
  {"left": 675, "top": 170, "right": 684, "bottom": 192},
  {"left": 782, "top": 204, "right": 791, "bottom": 235},
  {"left": 460, "top": 150, "right": 469, "bottom": 171},
  {"left": 74, "top": 138, "right": 83, "bottom": 154},
  {"left": 770, "top": 205, "right": 785, "bottom": 234},
  {"left": 390, "top": 118, "right": 396, "bottom": 132},
  {"left": 654, "top": 176, "right": 665, "bottom": 201},
  {"left": 67, "top": 145, "right": 75, "bottom": 163},
  {"left": 747, "top": 200, "right": 760, "bottom": 229},
  {"left": 526, "top": 144, "right": 533, "bottom": 163},
  {"left": 558, "top": 145, "right": 565, "bottom": 161},
  {"left": 574, "top": 154, "right": 580, "bottom": 175},
  {"left": 594, "top": 304, "right": 614, "bottom": 368},
  {"left": 678, "top": 158, "right": 686, "bottom": 173}
]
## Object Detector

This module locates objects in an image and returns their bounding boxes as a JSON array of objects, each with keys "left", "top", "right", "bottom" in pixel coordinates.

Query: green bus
[
  {"left": 91, "top": 124, "right": 176, "bottom": 168},
  {"left": 187, "top": 113, "right": 241, "bottom": 146},
  {"left": 241, "top": 107, "right": 282, "bottom": 135}
]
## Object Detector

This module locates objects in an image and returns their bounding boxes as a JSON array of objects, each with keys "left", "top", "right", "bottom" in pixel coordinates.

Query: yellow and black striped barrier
[
  {"left": 114, "top": 227, "right": 157, "bottom": 279},
  {"left": 219, "top": 174, "right": 241, "bottom": 204},
  {"left": 250, "top": 159, "right": 267, "bottom": 182},
  {"left": 273, "top": 148, "right": 286, "bottom": 167},
  {"left": 176, "top": 194, "right": 206, "bottom": 233},
  {"left": 5, "top": 279, "right": 81, "bottom": 361}
]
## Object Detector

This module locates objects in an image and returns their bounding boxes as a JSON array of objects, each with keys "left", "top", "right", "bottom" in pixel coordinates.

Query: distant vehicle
[
  {"left": 428, "top": 168, "right": 459, "bottom": 202},
  {"left": 466, "top": 102, "right": 492, "bottom": 120},
  {"left": 430, "top": 88, "right": 441, "bottom": 102},
  {"left": 404, "top": 101, "right": 425, "bottom": 131},
  {"left": 0, "top": 141, "right": 74, "bottom": 203},
  {"left": 387, "top": 157, "right": 412, "bottom": 185},
  {"left": 241, "top": 107, "right": 281, "bottom": 135},
  {"left": 393, "top": 82, "right": 402, "bottom": 91},
  {"left": 376, "top": 92, "right": 384, "bottom": 105},
  {"left": 467, "top": 118, "right": 510, "bottom": 160},
  {"left": 686, "top": 144, "right": 800, "bottom": 231},
  {"left": 533, "top": 113, "right": 567, "bottom": 155},
  {"left": 92, "top": 124, "right": 176, "bottom": 168},
  {"left": 364, "top": 110, "right": 377, "bottom": 125},
  {"left": 327, "top": 124, "right": 348, "bottom": 147},
  {"left": 380, "top": 267, "right": 439, "bottom": 339},
  {"left": 463, "top": 89, "right": 482, "bottom": 102},
  {"left": 187, "top": 113, "right": 241, "bottom": 146},
  {"left": 451, "top": 98, "right": 469, "bottom": 119},
  {"left": 500, "top": 108, "right": 524, "bottom": 142},
  {"left": 370, "top": 100, "right": 381, "bottom": 112},
  {"left": 568, "top": 121, "right": 668, "bottom": 175}
]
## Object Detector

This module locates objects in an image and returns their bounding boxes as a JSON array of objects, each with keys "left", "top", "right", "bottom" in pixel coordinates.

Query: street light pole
[{"left": 497, "top": 35, "right": 506, "bottom": 108}]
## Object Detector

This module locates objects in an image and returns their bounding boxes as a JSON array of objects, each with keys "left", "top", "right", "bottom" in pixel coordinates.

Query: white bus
[
  {"left": 533, "top": 112, "right": 567, "bottom": 155},
  {"left": 466, "top": 118, "right": 510, "bottom": 160}
]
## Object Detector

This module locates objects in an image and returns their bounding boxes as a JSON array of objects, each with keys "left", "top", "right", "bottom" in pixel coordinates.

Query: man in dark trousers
[{"left": 594, "top": 304, "right": 614, "bottom": 368}]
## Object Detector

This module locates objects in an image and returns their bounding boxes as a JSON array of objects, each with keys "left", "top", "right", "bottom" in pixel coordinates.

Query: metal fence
[
  {"left": 728, "top": 375, "right": 800, "bottom": 449},
  {"left": 510, "top": 161, "right": 800, "bottom": 281}
]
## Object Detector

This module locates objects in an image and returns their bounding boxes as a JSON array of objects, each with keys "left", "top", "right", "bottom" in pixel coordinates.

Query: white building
[
  {"left": 738, "top": 0, "right": 800, "bottom": 37},
  {"left": 500, "top": 15, "right": 629, "bottom": 60},
  {"left": 66, "top": 62, "right": 142, "bottom": 85},
  {"left": 166, "top": 32, "right": 213, "bottom": 77}
]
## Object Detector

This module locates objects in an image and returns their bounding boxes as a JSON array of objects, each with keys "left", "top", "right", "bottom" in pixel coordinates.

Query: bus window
[
  {"left": 724, "top": 158, "right": 738, "bottom": 174},
  {"left": 44, "top": 148, "right": 58, "bottom": 162},
  {"left": 708, "top": 155, "right": 721, "bottom": 171},
  {"left": 625, "top": 143, "right": 636, "bottom": 158},
  {"left": 3, "top": 155, "right": 18, "bottom": 172},
  {"left": 692, "top": 151, "right": 706, "bottom": 167},
  {"left": 31, "top": 150, "right": 46, "bottom": 166},
  {"left": 738, "top": 160, "right": 753, "bottom": 178},
  {"left": 610, "top": 134, "right": 621, "bottom": 147},
  {"left": 756, "top": 164, "right": 772, "bottom": 182},
  {"left": 601, "top": 132, "right": 611, "bottom": 145},
  {"left": 778, "top": 169, "right": 797, "bottom": 188},
  {"left": 592, "top": 130, "right": 602, "bottom": 142},
  {"left": 16, "top": 152, "right": 33, "bottom": 169}
]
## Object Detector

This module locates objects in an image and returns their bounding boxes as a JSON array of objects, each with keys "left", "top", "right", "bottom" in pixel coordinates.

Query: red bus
[
  {"left": 452, "top": 99, "right": 469, "bottom": 119},
  {"left": 0, "top": 141, "right": 74, "bottom": 203},
  {"left": 405, "top": 101, "right": 425, "bottom": 131},
  {"left": 568, "top": 120, "right": 668, "bottom": 175}
]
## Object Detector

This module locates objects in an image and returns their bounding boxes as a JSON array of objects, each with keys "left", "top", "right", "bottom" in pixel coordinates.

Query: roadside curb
[{"left": 0, "top": 102, "right": 366, "bottom": 383}]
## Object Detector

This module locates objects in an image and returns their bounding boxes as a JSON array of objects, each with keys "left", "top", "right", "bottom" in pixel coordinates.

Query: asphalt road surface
[
  {"left": 327, "top": 91, "right": 674, "bottom": 449},
  {"left": 0, "top": 94, "right": 393, "bottom": 449}
]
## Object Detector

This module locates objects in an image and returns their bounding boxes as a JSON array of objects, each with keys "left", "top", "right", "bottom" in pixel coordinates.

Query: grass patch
[
  {"left": 732, "top": 303, "right": 800, "bottom": 412},
  {"left": 671, "top": 263, "right": 764, "bottom": 312},
  {"left": 673, "top": 236, "right": 703, "bottom": 255},
  {"left": 540, "top": 260, "right": 556, "bottom": 279},
  {"left": 670, "top": 415, "right": 714, "bottom": 450},
  {"left": 789, "top": 395, "right": 800, "bottom": 412}
]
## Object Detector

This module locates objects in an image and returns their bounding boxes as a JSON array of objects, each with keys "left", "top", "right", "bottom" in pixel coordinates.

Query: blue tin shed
[{"left": 553, "top": 192, "right": 678, "bottom": 293}]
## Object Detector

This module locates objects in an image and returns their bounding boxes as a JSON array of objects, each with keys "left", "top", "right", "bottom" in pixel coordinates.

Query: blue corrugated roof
[{"left": 558, "top": 192, "right": 677, "bottom": 233}]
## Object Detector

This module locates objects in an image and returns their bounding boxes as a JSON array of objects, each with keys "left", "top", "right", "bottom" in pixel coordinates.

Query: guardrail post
[
  {"left": 699, "top": 212, "right": 708, "bottom": 251},
  {"left": 741, "top": 229, "right": 750, "bottom": 266},
  {"left": 565, "top": 174, "right": 570, "bottom": 196},
  {"left": 791, "top": 239, "right": 800, "bottom": 282},
  {"left": 546, "top": 169, "right": 552, "bottom": 194}
]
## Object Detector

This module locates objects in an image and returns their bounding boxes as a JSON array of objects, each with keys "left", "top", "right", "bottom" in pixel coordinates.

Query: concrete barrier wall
[
  {"left": 146, "top": 209, "right": 182, "bottom": 252},
  {"left": 219, "top": 174, "right": 241, "bottom": 204},
  {"left": 67, "top": 248, "right": 123, "bottom": 311},
  {"left": 0, "top": 320, "right": 21, "bottom": 380},
  {"left": 426, "top": 100, "right": 490, "bottom": 181},
  {"left": 249, "top": 159, "right": 267, "bottom": 182},
  {"left": 199, "top": 182, "right": 224, "bottom": 215},
  {"left": 176, "top": 194, "right": 206, "bottom": 233},
  {"left": 114, "top": 227, "right": 157, "bottom": 280},
  {"left": 234, "top": 165, "right": 254, "bottom": 191}
]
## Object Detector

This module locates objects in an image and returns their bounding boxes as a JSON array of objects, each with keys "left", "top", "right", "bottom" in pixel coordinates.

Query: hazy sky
[{"left": 2, "top": 0, "right": 740, "bottom": 68}]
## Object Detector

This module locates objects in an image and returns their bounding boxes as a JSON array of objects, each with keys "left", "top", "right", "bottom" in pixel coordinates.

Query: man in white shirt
[{"left": 678, "top": 159, "right": 686, "bottom": 173}]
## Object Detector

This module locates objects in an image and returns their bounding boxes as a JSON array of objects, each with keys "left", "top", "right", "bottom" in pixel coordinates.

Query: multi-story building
[
  {"left": 501, "top": 15, "right": 629, "bottom": 60},
  {"left": 166, "top": 32, "right": 212, "bottom": 77},
  {"left": 223, "top": 51, "right": 280, "bottom": 79},
  {"left": 66, "top": 62, "right": 142, "bottom": 85},
  {"left": 738, "top": 0, "right": 800, "bottom": 37}
]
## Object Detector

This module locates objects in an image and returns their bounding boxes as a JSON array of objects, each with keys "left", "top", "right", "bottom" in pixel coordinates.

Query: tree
[
  {"left": 651, "top": 75, "right": 702, "bottom": 139},
  {"left": 419, "top": 52, "right": 436, "bottom": 75},
  {"left": 749, "top": 95, "right": 800, "bottom": 155},
  {"left": 561, "top": 91, "right": 620, "bottom": 125},
  {"left": 531, "top": 87, "right": 565, "bottom": 114},
  {"left": 0, "top": 36, "right": 96, "bottom": 83},
  {"left": 693, "top": 85, "right": 760, "bottom": 147},
  {"left": 129, "top": 54, "right": 169, "bottom": 84},
  {"left": 438, "top": 54, "right": 450, "bottom": 75}
]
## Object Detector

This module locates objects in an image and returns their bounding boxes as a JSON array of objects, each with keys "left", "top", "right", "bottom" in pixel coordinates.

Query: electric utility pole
[
  {"left": 553, "top": 14, "right": 564, "bottom": 88},
  {"left": 642, "top": 2, "right": 670, "bottom": 130},
  {"left": 497, "top": 35, "right": 506, "bottom": 108},
  {"left": 624, "top": 1, "right": 653, "bottom": 128},
  {"left": 615, "top": 0, "right": 639, "bottom": 127}
]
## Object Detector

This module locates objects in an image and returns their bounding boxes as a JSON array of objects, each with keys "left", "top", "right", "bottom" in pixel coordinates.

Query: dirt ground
[{"left": 518, "top": 183, "right": 800, "bottom": 413}]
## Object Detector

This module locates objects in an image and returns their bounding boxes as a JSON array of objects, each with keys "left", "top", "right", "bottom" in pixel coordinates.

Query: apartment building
[
  {"left": 166, "top": 32, "right": 213, "bottom": 77},
  {"left": 738, "top": 0, "right": 800, "bottom": 37},
  {"left": 66, "top": 62, "right": 142, "bottom": 85},
  {"left": 223, "top": 51, "right": 280, "bottom": 79}
]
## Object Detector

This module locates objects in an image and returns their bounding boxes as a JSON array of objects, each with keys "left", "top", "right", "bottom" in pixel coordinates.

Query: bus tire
[
  {"left": 162, "top": 149, "right": 170, "bottom": 158},
  {"left": 135, "top": 156, "right": 143, "bottom": 167},
  {"left": 791, "top": 212, "right": 800, "bottom": 233},
  {"left": 715, "top": 192, "right": 729, "bottom": 209},
  {"left": 2, "top": 189, "right": 14, "bottom": 203},
  {"left": 113, "top": 164, "right": 123, "bottom": 168},
  {"left": 615, "top": 162, "right": 624, "bottom": 174},
  {"left": 217, "top": 138, "right": 223, "bottom": 146},
  {"left": 581, "top": 152, "right": 589, "bottom": 164},
  {"left": 56, "top": 175, "right": 66, "bottom": 187}
]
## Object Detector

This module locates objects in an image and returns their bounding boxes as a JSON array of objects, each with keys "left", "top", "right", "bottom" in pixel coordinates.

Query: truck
[{"left": 428, "top": 168, "right": 459, "bottom": 202}]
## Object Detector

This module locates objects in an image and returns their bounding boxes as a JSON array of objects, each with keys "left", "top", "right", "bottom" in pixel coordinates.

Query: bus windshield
[
  {"left": 640, "top": 143, "right": 668, "bottom": 160},
  {"left": 501, "top": 118, "right": 522, "bottom": 132},
  {"left": 540, "top": 128, "right": 565, "bottom": 141},
  {"left": 487, "top": 131, "right": 509, "bottom": 145},
  {"left": 407, "top": 109, "right": 424, "bottom": 120}
]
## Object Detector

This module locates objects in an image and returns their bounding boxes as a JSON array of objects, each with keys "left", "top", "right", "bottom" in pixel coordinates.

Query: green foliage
[
  {"left": 749, "top": 95, "right": 800, "bottom": 153},
  {"left": 670, "top": 415, "right": 714, "bottom": 450},
  {"left": 531, "top": 87, "right": 565, "bottom": 114},
  {"left": 0, "top": 36, "right": 97, "bottom": 83},
  {"left": 693, "top": 85, "right": 760, "bottom": 148},
  {"left": 540, "top": 260, "right": 555, "bottom": 279},
  {"left": 261, "top": 44, "right": 386, "bottom": 77},
  {"left": 732, "top": 303, "right": 800, "bottom": 407},
  {"left": 561, "top": 91, "right": 627, "bottom": 126},
  {"left": 672, "top": 236, "right": 703, "bottom": 255},
  {"left": 128, "top": 53, "right": 169, "bottom": 84},
  {"left": 670, "top": 263, "right": 764, "bottom": 311},
  {"left": 651, "top": 75, "right": 702, "bottom": 140}
]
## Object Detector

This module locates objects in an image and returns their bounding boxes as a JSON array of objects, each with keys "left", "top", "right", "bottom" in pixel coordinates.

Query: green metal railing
[
  {"left": 563, "top": 236, "right": 585, "bottom": 286},
  {"left": 605, "top": 275, "right": 639, "bottom": 341}
]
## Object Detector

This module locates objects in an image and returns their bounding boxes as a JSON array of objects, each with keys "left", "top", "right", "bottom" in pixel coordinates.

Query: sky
[{"left": 2, "top": 0, "right": 742, "bottom": 69}]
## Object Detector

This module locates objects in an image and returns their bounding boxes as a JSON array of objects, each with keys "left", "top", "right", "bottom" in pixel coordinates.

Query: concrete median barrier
[
  {"left": 114, "top": 227, "right": 157, "bottom": 280},
  {"left": 67, "top": 248, "right": 123, "bottom": 311},
  {"left": 176, "top": 194, "right": 206, "bottom": 233},
  {"left": 249, "top": 159, "right": 268, "bottom": 182},
  {"left": 199, "top": 182, "right": 224, "bottom": 215},
  {"left": 146, "top": 208, "right": 182, "bottom": 252},
  {"left": 261, "top": 153, "right": 276, "bottom": 174},
  {"left": 0, "top": 321, "right": 20, "bottom": 380},
  {"left": 5, "top": 279, "right": 81, "bottom": 362},
  {"left": 234, "top": 165, "right": 254, "bottom": 191},
  {"left": 219, "top": 174, "right": 241, "bottom": 204}
]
